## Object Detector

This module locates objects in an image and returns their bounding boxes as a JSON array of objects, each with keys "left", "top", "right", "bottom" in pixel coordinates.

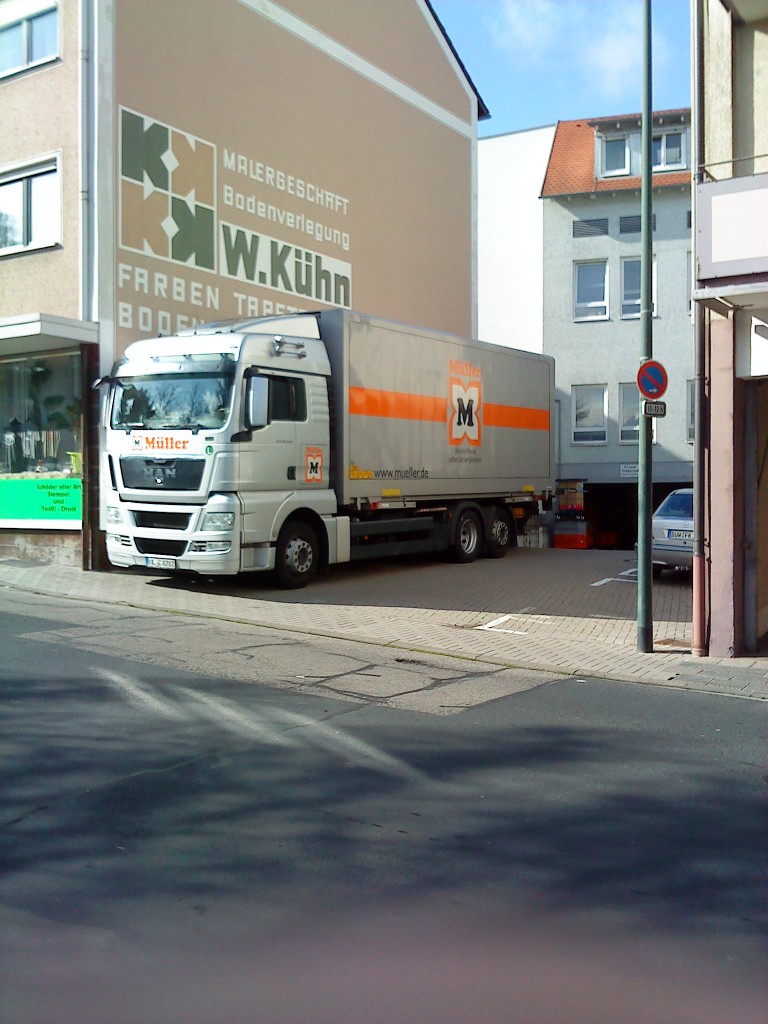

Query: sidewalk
[{"left": 1, "top": 550, "right": 766, "bottom": 702}]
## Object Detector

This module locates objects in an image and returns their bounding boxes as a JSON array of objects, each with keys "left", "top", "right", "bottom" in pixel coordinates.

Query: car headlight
[
  {"left": 106, "top": 506, "right": 123, "bottom": 524},
  {"left": 202, "top": 511, "right": 235, "bottom": 531}
]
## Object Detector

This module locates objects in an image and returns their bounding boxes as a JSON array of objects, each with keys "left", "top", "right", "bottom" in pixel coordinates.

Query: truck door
[{"left": 249, "top": 373, "right": 305, "bottom": 493}]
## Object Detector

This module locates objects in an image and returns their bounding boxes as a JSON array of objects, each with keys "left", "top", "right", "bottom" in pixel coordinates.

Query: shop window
[
  {"left": 0, "top": 5, "right": 58, "bottom": 77},
  {"left": 0, "top": 351, "right": 83, "bottom": 528},
  {"left": 0, "top": 158, "right": 60, "bottom": 254}
]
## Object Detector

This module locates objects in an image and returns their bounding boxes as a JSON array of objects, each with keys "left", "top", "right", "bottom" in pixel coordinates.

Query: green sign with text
[{"left": 0, "top": 478, "right": 82, "bottom": 527}]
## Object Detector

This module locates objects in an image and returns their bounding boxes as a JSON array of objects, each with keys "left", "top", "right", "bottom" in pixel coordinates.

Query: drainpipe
[
  {"left": 692, "top": 0, "right": 708, "bottom": 656},
  {"left": 80, "top": 0, "right": 95, "bottom": 322}
]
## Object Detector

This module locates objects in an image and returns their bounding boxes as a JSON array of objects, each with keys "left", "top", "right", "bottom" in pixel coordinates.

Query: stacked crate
[{"left": 554, "top": 481, "right": 594, "bottom": 549}]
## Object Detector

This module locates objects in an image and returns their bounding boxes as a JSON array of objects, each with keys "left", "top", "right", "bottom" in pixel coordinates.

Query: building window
[
  {"left": 687, "top": 251, "right": 692, "bottom": 313},
  {"left": 687, "top": 379, "right": 695, "bottom": 442},
  {"left": 573, "top": 218, "right": 608, "bottom": 238},
  {"left": 652, "top": 131, "right": 685, "bottom": 170},
  {"left": 574, "top": 261, "right": 608, "bottom": 321},
  {"left": 621, "top": 257, "right": 656, "bottom": 318},
  {"left": 602, "top": 136, "right": 629, "bottom": 176},
  {"left": 619, "top": 383, "right": 640, "bottom": 443},
  {"left": 0, "top": 159, "right": 60, "bottom": 255},
  {"left": 572, "top": 385, "right": 607, "bottom": 444},
  {"left": 0, "top": 6, "right": 58, "bottom": 77}
]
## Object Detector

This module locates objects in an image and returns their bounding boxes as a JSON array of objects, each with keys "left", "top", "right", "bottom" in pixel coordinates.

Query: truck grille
[
  {"left": 120, "top": 457, "right": 205, "bottom": 491},
  {"left": 133, "top": 511, "right": 192, "bottom": 530},
  {"left": 134, "top": 538, "right": 188, "bottom": 557}
]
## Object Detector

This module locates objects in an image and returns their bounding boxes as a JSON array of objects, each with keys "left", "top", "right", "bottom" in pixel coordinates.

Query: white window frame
[
  {"left": 574, "top": 260, "right": 608, "bottom": 322},
  {"left": 0, "top": 156, "right": 61, "bottom": 256},
  {"left": 621, "top": 256, "right": 656, "bottom": 318},
  {"left": 0, "top": 3, "right": 59, "bottom": 79},
  {"left": 686, "top": 379, "right": 695, "bottom": 443},
  {"left": 572, "top": 384, "right": 607, "bottom": 445},
  {"left": 601, "top": 136, "right": 629, "bottom": 177},
  {"left": 652, "top": 130, "right": 686, "bottom": 171}
]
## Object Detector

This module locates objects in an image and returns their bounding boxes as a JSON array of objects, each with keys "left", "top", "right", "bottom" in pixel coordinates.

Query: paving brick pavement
[{"left": 1, "top": 550, "right": 766, "bottom": 701}]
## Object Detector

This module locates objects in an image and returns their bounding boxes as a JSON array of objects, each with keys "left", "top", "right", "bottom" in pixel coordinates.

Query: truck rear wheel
[
  {"left": 275, "top": 521, "right": 319, "bottom": 589},
  {"left": 451, "top": 508, "right": 483, "bottom": 563},
  {"left": 486, "top": 507, "right": 512, "bottom": 558}
]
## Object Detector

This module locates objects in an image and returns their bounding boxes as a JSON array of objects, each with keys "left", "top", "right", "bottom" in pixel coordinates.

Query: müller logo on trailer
[{"left": 449, "top": 359, "right": 482, "bottom": 447}]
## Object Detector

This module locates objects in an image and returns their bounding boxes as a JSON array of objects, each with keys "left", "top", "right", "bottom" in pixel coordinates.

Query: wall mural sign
[{"left": 117, "top": 108, "right": 352, "bottom": 342}]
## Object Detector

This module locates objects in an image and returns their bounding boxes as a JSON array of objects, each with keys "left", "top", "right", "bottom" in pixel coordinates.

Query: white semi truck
[{"left": 98, "top": 310, "right": 554, "bottom": 588}]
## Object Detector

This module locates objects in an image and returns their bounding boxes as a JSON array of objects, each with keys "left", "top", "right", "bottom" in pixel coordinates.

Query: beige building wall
[
  {"left": 733, "top": 17, "right": 768, "bottom": 176},
  {"left": 697, "top": 1, "right": 768, "bottom": 655},
  {"left": 0, "top": 0, "right": 82, "bottom": 318},
  {"left": 107, "top": 0, "right": 478, "bottom": 358}
]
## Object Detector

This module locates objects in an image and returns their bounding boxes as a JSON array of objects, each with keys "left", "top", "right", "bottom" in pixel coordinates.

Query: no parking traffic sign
[{"left": 636, "top": 359, "right": 668, "bottom": 399}]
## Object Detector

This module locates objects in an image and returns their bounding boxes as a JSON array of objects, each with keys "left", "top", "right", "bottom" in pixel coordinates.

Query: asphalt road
[{"left": 1, "top": 589, "right": 766, "bottom": 1024}]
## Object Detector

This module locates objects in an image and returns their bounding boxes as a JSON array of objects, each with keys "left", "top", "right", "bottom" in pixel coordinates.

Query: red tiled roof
[{"left": 540, "top": 113, "right": 691, "bottom": 198}]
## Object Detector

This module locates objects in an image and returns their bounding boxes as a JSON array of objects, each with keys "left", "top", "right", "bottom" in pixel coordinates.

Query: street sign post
[{"left": 637, "top": 359, "right": 668, "bottom": 400}]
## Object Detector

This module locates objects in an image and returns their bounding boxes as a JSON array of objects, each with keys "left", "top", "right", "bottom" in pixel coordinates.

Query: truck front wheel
[
  {"left": 275, "top": 521, "right": 319, "bottom": 589},
  {"left": 450, "top": 508, "right": 483, "bottom": 563}
]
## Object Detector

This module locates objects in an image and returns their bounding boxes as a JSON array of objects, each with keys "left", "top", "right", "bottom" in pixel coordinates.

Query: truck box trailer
[{"left": 98, "top": 310, "right": 554, "bottom": 587}]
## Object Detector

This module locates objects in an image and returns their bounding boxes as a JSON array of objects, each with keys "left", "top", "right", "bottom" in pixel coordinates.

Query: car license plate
[
  {"left": 669, "top": 530, "right": 692, "bottom": 540},
  {"left": 146, "top": 556, "right": 176, "bottom": 570}
]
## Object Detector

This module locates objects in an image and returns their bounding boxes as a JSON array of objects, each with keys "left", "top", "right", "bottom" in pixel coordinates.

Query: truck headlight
[
  {"left": 106, "top": 506, "right": 123, "bottom": 524},
  {"left": 202, "top": 511, "right": 235, "bottom": 531}
]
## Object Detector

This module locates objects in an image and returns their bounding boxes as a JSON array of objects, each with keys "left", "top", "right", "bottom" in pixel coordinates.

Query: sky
[{"left": 430, "top": 0, "right": 692, "bottom": 137}]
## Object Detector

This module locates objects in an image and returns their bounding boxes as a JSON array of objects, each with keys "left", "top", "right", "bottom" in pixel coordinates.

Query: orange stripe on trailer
[
  {"left": 349, "top": 387, "right": 447, "bottom": 422},
  {"left": 484, "top": 403, "right": 550, "bottom": 431}
]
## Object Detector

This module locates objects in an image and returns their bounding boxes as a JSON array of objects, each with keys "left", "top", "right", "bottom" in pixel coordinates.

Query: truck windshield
[{"left": 111, "top": 369, "right": 235, "bottom": 431}]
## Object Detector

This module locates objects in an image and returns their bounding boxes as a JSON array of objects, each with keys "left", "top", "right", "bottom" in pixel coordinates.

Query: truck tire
[
  {"left": 485, "top": 507, "right": 512, "bottom": 558},
  {"left": 451, "top": 508, "right": 483, "bottom": 563},
  {"left": 275, "top": 521, "right": 319, "bottom": 589}
]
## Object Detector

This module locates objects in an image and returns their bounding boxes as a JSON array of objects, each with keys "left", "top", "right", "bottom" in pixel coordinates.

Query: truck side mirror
[{"left": 246, "top": 375, "right": 269, "bottom": 429}]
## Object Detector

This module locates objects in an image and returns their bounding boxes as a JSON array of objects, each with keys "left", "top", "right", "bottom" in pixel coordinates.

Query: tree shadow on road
[{"left": 2, "top": 672, "right": 764, "bottom": 943}]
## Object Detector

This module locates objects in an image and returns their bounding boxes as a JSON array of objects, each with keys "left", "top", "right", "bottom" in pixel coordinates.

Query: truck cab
[{"left": 100, "top": 315, "right": 338, "bottom": 583}]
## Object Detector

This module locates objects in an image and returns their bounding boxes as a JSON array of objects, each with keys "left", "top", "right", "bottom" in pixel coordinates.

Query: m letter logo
[
  {"left": 120, "top": 109, "right": 216, "bottom": 271},
  {"left": 449, "top": 371, "right": 482, "bottom": 447},
  {"left": 304, "top": 446, "right": 324, "bottom": 483}
]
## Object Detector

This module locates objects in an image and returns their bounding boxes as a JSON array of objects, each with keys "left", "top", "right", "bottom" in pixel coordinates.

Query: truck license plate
[
  {"left": 146, "top": 556, "right": 176, "bottom": 570},
  {"left": 669, "top": 530, "right": 692, "bottom": 540}
]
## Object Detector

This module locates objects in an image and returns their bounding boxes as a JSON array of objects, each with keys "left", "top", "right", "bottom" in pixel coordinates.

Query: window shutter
[{"left": 572, "top": 218, "right": 609, "bottom": 238}]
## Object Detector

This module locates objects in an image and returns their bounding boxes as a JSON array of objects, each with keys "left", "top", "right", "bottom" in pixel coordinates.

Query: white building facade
[
  {"left": 541, "top": 111, "right": 693, "bottom": 547},
  {"left": 478, "top": 125, "right": 555, "bottom": 353}
]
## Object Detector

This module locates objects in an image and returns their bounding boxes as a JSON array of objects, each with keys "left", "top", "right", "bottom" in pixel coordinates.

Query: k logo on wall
[{"left": 120, "top": 109, "right": 217, "bottom": 271}]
